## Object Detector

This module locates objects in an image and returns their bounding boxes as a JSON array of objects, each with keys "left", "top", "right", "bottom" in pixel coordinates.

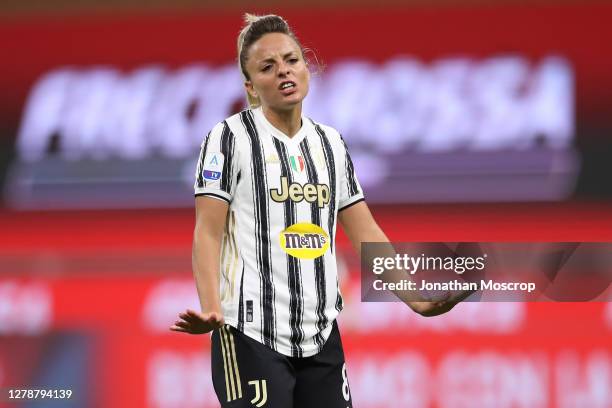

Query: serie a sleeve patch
[{"left": 202, "top": 152, "right": 225, "bottom": 181}]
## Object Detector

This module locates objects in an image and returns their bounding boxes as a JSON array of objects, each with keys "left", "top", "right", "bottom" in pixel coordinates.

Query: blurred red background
[{"left": 1, "top": 2, "right": 611, "bottom": 407}]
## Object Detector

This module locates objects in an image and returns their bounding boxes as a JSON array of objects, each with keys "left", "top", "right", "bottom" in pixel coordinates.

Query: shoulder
[
  {"left": 203, "top": 110, "right": 252, "bottom": 145},
  {"left": 306, "top": 118, "right": 343, "bottom": 146},
  {"left": 224, "top": 109, "right": 249, "bottom": 129},
  {"left": 223, "top": 109, "right": 260, "bottom": 141}
]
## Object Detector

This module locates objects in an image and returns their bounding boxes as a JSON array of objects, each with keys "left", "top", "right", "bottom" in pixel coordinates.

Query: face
[{"left": 244, "top": 32, "right": 310, "bottom": 111}]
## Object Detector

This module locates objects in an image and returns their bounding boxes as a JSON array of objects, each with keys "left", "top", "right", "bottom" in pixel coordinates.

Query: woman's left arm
[{"left": 338, "top": 201, "right": 469, "bottom": 316}]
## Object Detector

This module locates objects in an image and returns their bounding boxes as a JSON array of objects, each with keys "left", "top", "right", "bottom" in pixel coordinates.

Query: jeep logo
[{"left": 270, "top": 177, "right": 330, "bottom": 208}]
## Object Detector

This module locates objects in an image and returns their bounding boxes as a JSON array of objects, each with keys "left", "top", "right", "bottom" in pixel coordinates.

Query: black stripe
[
  {"left": 314, "top": 331, "right": 325, "bottom": 352},
  {"left": 220, "top": 122, "right": 235, "bottom": 194},
  {"left": 339, "top": 197, "right": 365, "bottom": 212},
  {"left": 312, "top": 121, "right": 343, "bottom": 313},
  {"left": 241, "top": 110, "right": 276, "bottom": 350},
  {"left": 340, "top": 135, "right": 359, "bottom": 197},
  {"left": 273, "top": 138, "right": 304, "bottom": 358},
  {"left": 335, "top": 277, "right": 343, "bottom": 312},
  {"left": 299, "top": 138, "right": 328, "bottom": 351},
  {"left": 312, "top": 122, "right": 337, "bottom": 254},
  {"left": 195, "top": 192, "right": 230, "bottom": 203},
  {"left": 249, "top": 111, "right": 276, "bottom": 347},
  {"left": 238, "top": 264, "right": 245, "bottom": 332},
  {"left": 196, "top": 130, "right": 212, "bottom": 188}
]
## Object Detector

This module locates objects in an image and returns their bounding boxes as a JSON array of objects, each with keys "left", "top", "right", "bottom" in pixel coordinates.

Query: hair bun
[
  {"left": 243, "top": 13, "right": 258, "bottom": 24},
  {"left": 244, "top": 14, "right": 288, "bottom": 27},
  {"left": 243, "top": 13, "right": 260, "bottom": 24}
]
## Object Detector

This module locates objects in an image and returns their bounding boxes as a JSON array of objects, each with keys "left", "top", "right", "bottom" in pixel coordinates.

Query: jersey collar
[{"left": 253, "top": 106, "right": 311, "bottom": 145}]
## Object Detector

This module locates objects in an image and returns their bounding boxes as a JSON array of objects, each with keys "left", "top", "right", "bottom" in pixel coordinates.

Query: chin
[{"left": 273, "top": 96, "right": 304, "bottom": 111}]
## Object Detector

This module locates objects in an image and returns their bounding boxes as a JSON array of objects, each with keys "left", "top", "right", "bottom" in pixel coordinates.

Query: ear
[{"left": 244, "top": 80, "right": 258, "bottom": 98}]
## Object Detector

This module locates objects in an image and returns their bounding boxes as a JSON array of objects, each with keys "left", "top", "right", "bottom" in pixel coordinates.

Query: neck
[{"left": 261, "top": 105, "right": 302, "bottom": 138}]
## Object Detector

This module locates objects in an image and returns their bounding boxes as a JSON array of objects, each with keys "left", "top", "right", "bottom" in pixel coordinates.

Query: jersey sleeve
[
  {"left": 194, "top": 121, "right": 239, "bottom": 203},
  {"left": 338, "top": 135, "right": 365, "bottom": 211}
]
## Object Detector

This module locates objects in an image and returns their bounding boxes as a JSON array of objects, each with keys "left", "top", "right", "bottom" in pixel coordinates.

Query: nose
[{"left": 277, "top": 61, "right": 291, "bottom": 76}]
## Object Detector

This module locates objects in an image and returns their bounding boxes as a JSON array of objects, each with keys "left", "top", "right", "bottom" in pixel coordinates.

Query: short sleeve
[
  {"left": 338, "top": 135, "right": 365, "bottom": 211},
  {"left": 194, "top": 121, "right": 239, "bottom": 203}
]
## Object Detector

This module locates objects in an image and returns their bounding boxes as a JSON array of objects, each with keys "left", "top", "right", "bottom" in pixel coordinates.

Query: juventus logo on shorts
[{"left": 248, "top": 379, "right": 268, "bottom": 407}]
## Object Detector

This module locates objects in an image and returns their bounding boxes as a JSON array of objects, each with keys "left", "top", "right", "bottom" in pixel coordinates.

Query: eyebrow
[{"left": 258, "top": 52, "right": 297, "bottom": 64}]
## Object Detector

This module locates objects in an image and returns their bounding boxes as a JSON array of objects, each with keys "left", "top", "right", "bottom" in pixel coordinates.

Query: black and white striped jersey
[{"left": 194, "top": 107, "right": 364, "bottom": 357}]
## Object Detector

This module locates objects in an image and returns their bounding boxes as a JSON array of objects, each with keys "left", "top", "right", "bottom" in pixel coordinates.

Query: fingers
[
  {"left": 178, "top": 315, "right": 197, "bottom": 327},
  {"left": 184, "top": 309, "right": 224, "bottom": 325},
  {"left": 174, "top": 319, "right": 191, "bottom": 329},
  {"left": 179, "top": 311, "right": 207, "bottom": 328},
  {"left": 171, "top": 309, "right": 226, "bottom": 333},
  {"left": 170, "top": 318, "right": 192, "bottom": 332},
  {"left": 180, "top": 310, "right": 199, "bottom": 322},
  {"left": 182, "top": 309, "right": 208, "bottom": 325}
]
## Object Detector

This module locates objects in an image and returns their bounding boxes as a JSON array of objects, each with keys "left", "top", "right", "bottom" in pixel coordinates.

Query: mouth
[{"left": 278, "top": 81, "right": 297, "bottom": 94}]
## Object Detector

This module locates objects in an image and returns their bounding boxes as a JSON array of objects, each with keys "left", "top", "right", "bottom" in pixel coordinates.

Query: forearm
[
  {"left": 342, "top": 214, "right": 436, "bottom": 310},
  {"left": 375, "top": 240, "right": 472, "bottom": 315},
  {"left": 192, "top": 229, "right": 223, "bottom": 314},
  {"left": 347, "top": 220, "right": 388, "bottom": 257},
  {"left": 340, "top": 204, "right": 468, "bottom": 316},
  {"left": 363, "top": 232, "right": 445, "bottom": 311}
]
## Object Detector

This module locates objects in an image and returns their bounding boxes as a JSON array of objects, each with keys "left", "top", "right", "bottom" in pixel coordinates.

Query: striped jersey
[{"left": 194, "top": 107, "right": 364, "bottom": 357}]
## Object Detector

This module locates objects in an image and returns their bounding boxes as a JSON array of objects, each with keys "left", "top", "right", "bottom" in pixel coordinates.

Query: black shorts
[{"left": 211, "top": 320, "right": 353, "bottom": 408}]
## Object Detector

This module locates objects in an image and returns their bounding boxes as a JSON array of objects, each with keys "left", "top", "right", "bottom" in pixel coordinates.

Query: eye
[
  {"left": 261, "top": 65, "right": 272, "bottom": 72},
  {"left": 289, "top": 58, "right": 299, "bottom": 64}
]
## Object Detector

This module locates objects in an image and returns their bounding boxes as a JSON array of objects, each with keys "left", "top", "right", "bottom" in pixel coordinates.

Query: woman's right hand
[{"left": 169, "top": 309, "right": 225, "bottom": 334}]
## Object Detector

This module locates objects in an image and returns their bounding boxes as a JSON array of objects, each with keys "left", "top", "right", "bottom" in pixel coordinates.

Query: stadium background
[{"left": 1, "top": 0, "right": 611, "bottom": 407}]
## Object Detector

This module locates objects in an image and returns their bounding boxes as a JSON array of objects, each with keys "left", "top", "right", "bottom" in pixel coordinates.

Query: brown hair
[{"left": 237, "top": 13, "right": 306, "bottom": 108}]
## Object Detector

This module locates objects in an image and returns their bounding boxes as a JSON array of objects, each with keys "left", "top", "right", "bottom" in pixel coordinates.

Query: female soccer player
[{"left": 170, "top": 14, "right": 466, "bottom": 407}]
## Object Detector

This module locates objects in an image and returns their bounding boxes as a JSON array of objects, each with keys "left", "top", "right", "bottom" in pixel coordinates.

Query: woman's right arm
[
  {"left": 173, "top": 121, "right": 239, "bottom": 334},
  {"left": 170, "top": 195, "right": 228, "bottom": 334},
  {"left": 192, "top": 195, "right": 229, "bottom": 315}
]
